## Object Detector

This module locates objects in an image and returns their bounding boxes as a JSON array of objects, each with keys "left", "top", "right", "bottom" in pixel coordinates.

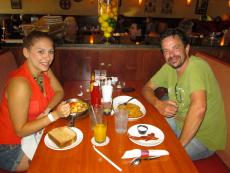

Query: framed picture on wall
[
  {"left": 195, "top": 0, "right": 209, "bottom": 14},
  {"left": 161, "top": 0, "right": 173, "bottom": 14},
  {"left": 11, "top": 0, "right": 22, "bottom": 9},
  {"left": 144, "top": 0, "right": 157, "bottom": 13}
]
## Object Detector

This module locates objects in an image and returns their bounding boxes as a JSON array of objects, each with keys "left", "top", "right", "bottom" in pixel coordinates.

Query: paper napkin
[
  {"left": 121, "top": 149, "right": 169, "bottom": 159},
  {"left": 21, "top": 129, "right": 43, "bottom": 160}
]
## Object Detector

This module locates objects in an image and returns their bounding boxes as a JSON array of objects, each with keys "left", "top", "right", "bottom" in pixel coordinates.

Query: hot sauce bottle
[{"left": 91, "top": 82, "right": 101, "bottom": 106}]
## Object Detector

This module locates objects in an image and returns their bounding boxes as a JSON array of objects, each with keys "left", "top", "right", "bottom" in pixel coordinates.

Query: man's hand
[
  {"left": 155, "top": 100, "right": 178, "bottom": 117},
  {"left": 142, "top": 80, "right": 178, "bottom": 117}
]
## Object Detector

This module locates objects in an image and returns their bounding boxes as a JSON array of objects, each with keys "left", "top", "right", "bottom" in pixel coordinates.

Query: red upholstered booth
[{"left": 193, "top": 52, "right": 230, "bottom": 173}]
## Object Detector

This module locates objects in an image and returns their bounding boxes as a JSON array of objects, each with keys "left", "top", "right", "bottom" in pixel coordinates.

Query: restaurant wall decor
[
  {"left": 144, "top": 0, "right": 157, "bottom": 13},
  {"left": 59, "top": 0, "right": 71, "bottom": 9},
  {"left": 11, "top": 0, "right": 22, "bottom": 9},
  {"left": 161, "top": 0, "right": 173, "bottom": 14},
  {"left": 195, "top": 0, "right": 209, "bottom": 14}
]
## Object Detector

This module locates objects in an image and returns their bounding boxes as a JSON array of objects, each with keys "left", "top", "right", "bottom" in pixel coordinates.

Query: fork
[
  {"left": 121, "top": 97, "right": 135, "bottom": 106},
  {"left": 68, "top": 115, "right": 76, "bottom": 127}
]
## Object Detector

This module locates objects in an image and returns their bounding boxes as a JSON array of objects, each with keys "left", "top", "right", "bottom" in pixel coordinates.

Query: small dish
[
  {"left": 137, "top": 125, "right": 148, "bottom": 135},
  {"left": 127, "top": 124, "right": 164, "bottom": 147},
  {"left": 91, "top": 137, "right": 110, "bottom": 147}
]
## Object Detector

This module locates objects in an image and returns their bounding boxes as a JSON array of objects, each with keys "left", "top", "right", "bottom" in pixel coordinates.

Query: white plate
[
  {"left": 113, "top": 96, "right": 146, "bottom": 121},
  {"left": 44, "top": 127, "right": 83, "bottom": 150},
  {"left": 127, "top": 124, "right": 164, "bottom": 147}
]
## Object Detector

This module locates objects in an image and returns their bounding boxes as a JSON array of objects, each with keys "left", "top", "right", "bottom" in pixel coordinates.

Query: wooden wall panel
[
  {"left": 141, "top": 50, "right": 165, "bottom": 83},
  {"left": 2, "top": 47, "right": 166, "bottom": 83},
  {"left": 56, "top": 49, "right": 99, "bottom": 81},
  {"left": 54, "top": 48, "right": 165, "bottom": 82},
  {"left": 98, "top": 50, "right": 143, "bottom": 80}
]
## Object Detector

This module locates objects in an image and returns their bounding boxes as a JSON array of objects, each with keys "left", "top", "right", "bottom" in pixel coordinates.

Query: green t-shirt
[{"left": 151, "top": 56, "right": 226, "bottom": 150}]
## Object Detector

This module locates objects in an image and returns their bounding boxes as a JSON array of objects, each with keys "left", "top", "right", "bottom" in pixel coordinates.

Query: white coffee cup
[{"left": 101, "top": 85, "right": 113, "bottom": 102}]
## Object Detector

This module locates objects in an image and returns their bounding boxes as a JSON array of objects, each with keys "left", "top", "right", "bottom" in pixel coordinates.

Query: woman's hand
[
  {"left": 155, "top": 100, "right": 178, "bottom": 117},
  {"left": 52, "top": 101, "right": 70, "bottom": 119}
]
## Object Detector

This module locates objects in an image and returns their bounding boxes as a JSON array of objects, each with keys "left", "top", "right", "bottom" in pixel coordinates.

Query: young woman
[{"left": 0, "top": 31, "right": 70, "bottom": 172}]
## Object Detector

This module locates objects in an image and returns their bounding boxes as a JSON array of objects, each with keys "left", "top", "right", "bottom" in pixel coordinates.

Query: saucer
[{"left": 91, "top": 137, "right": 110, "bottom": 146}]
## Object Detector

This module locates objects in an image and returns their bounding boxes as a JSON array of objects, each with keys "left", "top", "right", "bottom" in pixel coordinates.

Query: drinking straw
[
  {"left": 93, "top": 146, "right": 122, "bottom": 172},
  {"left": 91, "top": 105, "right": 98, "bottom": 124}
]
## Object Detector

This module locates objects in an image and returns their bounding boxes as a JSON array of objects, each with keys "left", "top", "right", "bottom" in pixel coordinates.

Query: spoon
[{"left": 130, "top": 156, "right": 160, "bottom": 166}]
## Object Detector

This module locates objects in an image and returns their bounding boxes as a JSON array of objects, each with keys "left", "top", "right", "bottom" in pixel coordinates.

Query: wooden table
[{"left": 27, "top": 81, "right": 199, "bottom": 173}]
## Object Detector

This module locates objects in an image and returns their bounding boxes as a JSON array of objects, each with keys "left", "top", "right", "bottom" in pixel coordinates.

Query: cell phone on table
[{"left": 122, "top": 87, "right": 135, "bottom": 92}]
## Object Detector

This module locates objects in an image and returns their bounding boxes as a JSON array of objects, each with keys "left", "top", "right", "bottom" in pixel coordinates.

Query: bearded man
[{"left": 142, "top": 28, "right": 226, "bottom": 160}]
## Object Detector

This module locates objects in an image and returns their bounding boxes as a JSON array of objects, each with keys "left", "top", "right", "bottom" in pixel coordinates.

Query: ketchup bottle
[{"left": 91, "top": 82, "right": 101, "bottom": 106}]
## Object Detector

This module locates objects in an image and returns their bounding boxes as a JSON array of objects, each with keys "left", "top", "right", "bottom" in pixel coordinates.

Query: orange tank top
[{"left": 0, "top": 63, "right": 54, "bottom": 144}]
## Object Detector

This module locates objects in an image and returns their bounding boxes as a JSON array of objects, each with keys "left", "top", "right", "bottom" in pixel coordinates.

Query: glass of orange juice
[{"left": 93, "top": 121, "right": 107, "bottom": 143}]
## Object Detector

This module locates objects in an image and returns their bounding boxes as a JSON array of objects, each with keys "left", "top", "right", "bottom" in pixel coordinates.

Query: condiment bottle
[
  {"left": 91, "top": 82, "right": 101, "bottom": 106},
  {"left": 90, "top": 72, "right": 95, "bottom": 93},
  {"left": 107, "top": 77, "right": 112, "bottom": 86}
]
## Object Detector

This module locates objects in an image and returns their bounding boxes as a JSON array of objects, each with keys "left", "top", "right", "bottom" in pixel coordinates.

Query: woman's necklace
[{"left": 33, "top": 74, "right": 44, "bottom": 93}]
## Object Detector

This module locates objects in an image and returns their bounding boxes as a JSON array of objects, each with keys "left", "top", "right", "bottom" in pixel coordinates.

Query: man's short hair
[{"left": 160, "top": 28, "right": 190, "bottom": 47}]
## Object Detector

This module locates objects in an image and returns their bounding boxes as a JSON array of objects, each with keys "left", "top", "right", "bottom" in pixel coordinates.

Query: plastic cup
[
  {"left": 93, "top": 122, "right": 107, "bottom": 143},
  {"left": 114, "top": 109, "right": 128, "bottom": 134},
  {"left": 89, "top": 105, "right": 103, "bottom": 130},
  {"left": 89, "top": 105, "right": 107, "bottom": 143}
]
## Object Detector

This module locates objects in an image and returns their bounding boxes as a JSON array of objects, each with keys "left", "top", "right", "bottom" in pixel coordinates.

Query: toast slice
[{"left": 48, "top": 126, "right": 77, "bottom": 148}]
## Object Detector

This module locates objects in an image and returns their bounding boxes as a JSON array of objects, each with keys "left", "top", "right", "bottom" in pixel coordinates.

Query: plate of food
[
  {"left": 113, "top": 96, "right": 146, "bottom": 121},
  {"left": 127, "top": 124, "right": 164, "bottom": 147},
  {"left": 67, "top": 98, "right": 89, "bottom": 119},
  {"left": 44, "top": 126, "right": 83, "bottom": 150}
]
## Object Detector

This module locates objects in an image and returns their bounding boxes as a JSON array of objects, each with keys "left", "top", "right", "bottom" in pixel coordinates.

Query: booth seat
[
  {"left": 193, "top": 52, "right": 230, "bottom": 173},
  {"left": 0, "top": 51, "right": 26, "bottom": 173},
  {"left": 0, "top": 51, "right": 18, "bottom": 97},
  {"left": 0, "top": 50, "right": 229, "bottom": 173},
  {"left": 0, "top": 170, "right": 26, "bottom": 173}
]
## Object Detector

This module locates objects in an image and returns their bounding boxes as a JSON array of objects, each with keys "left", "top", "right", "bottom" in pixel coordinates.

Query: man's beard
[{"left": 167, "top": 55, "right": 186, "bottom": 69}]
